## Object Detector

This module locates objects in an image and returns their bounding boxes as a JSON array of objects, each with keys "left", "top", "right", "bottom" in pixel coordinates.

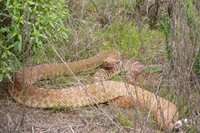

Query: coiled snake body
[{"left": 8, "top": 51, "right": 179, "bottom": 131}]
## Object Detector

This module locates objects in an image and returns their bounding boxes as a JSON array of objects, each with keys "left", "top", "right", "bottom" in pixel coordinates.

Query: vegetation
[
  {"left": 0, "top": 0, "right": 199, "bottom": 132},
  {"left": 117, "top": 113, "right": 132, "bottom": 127},
  {"left": 0, "top": 0, "right": 69, "bottom": 81}
]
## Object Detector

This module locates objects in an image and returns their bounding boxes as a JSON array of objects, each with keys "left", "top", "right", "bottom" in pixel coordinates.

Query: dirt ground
[{"left": 0, "top": 79, "right": 162, "bottom": 133}]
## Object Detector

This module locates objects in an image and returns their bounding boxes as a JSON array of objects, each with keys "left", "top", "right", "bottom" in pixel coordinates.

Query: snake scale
[{"left": 8, "top": 50, "right": 179, "bottom": 131}]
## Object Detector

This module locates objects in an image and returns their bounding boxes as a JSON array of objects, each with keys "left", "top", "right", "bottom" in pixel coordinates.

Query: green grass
[
  {"left": 99, "top": 21, "right": 141, "bottom": 56},
  {"left": 117, "top": 113, "right": 133, "bottom": 127},
  {"left": 98, "top": 21, "right": 165, "bottom": 64}
]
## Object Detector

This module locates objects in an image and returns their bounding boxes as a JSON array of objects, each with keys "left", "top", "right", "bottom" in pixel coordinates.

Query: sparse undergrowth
[
  {"left": 1, "top": 0, "right": 199, "bottom": 132},
  {"left": 31, "top": 0, "right": 199, "bottom": 132}
]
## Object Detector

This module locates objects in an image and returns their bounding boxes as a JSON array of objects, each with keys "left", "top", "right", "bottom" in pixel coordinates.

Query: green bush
[
  {"left": 0, "top": 0, "right": 69, "bottom": 81},
  {"left": 185, "top": 0, "right": 200, "bottom": 74},
  {"left": 194, "top": 51, "right": 200, "bottom": 74}
]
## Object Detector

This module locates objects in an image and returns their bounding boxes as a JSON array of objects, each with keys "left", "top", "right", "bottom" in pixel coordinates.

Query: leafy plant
[{"left": 0, "top": 0, "right": 69, "bottom": 81}]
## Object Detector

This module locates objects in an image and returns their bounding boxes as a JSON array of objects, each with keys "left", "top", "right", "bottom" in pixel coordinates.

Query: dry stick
[
  {"left": 79, "top": 114, "right": 95, "bottom": 132},
  {"left": 118, "top": 60, "right": 164, "bottom": 131},
  {"left": 169, "top": 1, "right": 195, "bottom": 129},
  {"left": 89, "top": 0, "right": 99, "bottom": 13},
  {"left": 133, "top": 0, "right": 147, "bottom": 104},
  {"left": 154, "top": 72, "right": 179, "bottom": 131},
  {"left": 31, "top": 126, "right": 35, "bottom": 133},
  {"left": 15, "top": 4, "right": 34, "bottom": 132},
  {"left": 134, "top": 6, "right": 150, "bottom": 131},
  {"left": 49, "top": 42, "right": 122, "bottom": 130},
  {"left": 174, "top": 78, "right": 200, "bottom": 129},
  {"left": 7, "top": 114, "right": 16, "bottom": 129},
  {"left": 119, "top": 60, "right": 144, "bottom": 132},
  {"left": 188, "top": 47, "right": 200, "bottom": 76},
  {"left": 69, "top": 125, "right": 75, "bottom": 133}
]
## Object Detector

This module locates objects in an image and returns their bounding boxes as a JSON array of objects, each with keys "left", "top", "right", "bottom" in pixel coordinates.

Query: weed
[{"left": 117, "top": 113, "right": 132, "bottom": 127}]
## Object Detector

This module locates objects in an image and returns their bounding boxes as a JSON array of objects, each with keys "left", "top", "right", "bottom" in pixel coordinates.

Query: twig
[
  {"left": 69, "top": 125, "right": 75, "bottom": 133},
  {"left": 88, "top": 0, "right": 99, "bottom": 13}
]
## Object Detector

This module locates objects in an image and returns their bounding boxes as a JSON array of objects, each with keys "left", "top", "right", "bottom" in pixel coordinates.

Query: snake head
[
  {"left": 103, "top": 51, "right": 121, "bottom": 68},
  {"left": 103, "top": 57, "right": 118, "bottom": 68}
]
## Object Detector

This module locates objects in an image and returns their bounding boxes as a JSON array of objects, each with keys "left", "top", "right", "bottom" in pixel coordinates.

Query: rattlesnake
[
  {"left": 8, "top": 50, "right": 179, "bottom": 131},
  {"left": 92, "top": 59, "right": 144, "bottom": 85}
]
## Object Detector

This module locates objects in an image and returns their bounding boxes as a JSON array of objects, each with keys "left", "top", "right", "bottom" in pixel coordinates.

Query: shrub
[{"left": 0, "top": 0, "right": 69, "bottom": 81}]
